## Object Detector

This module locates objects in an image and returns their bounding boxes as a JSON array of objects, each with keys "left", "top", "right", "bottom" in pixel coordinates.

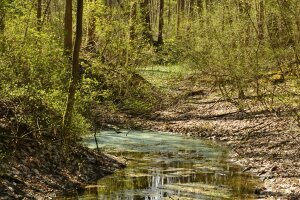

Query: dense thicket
[
  {"left": 179, "top": 0, "right": 300, "bottom": 102},
  {"left": 0, "top": 0, "right": 158, "bottom": 142},
  {"left": 0, "top": 0, "right": 299, "bottom": 151}
]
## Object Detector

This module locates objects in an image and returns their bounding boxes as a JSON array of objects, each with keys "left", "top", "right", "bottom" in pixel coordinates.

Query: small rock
[
  {"left": 48, "top": 193, "right": 56, "bottom": 198},
  {"left": 18, "top": 164, "right": 30, "bottom": 173},
  {"left": 32, "top": 169, "right": 40, "bottom": 175},
  {"left": 34, "top": 195, "right": 44, "bottom": 200},
  {"left": 254, "top": 187, "right": 267, "bottom": 195},
  {"left": 270, "top": 166, "right": 278, "bottom": 172},
  {"left": 65, "top": 182, "right": 76, "bottom": 190},
  {"left": 12, "top": 170, "right": 20, "bottom": 175},
  {"left": 7, "top": 186, "right": 14, "bottom": 192}
]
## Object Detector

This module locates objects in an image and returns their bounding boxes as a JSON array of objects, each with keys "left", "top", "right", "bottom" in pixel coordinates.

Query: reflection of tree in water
[{"left": 81, "top": 131, "right": 260, "bottom": 199}]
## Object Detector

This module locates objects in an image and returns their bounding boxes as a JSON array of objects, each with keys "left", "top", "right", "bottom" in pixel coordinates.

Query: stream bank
[
  {"left": 0, "top": 135, "right": 125, "bottom": 199},
  {"left": 105, "top": 90, "right": 300, "bottom": 200}
]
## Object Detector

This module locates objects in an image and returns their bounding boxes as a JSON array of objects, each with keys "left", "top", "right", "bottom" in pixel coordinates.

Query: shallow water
[{"left": 79, "top": 130, "right": 260, "bottom": 200}]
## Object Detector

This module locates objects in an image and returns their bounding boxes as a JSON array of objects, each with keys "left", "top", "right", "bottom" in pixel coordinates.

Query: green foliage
[
  {"left": 178, "top": 1, "right": 300, "bottom": 102},
  {"left": 1, "top": 0, "right": 299, "bottom": 140},
  {"left": 77, "top": 62, "right": 161, "bottom": 118},
  {"left": 0, "top": 0, "right": 101, "bottom": 137},
  {"left": 152, "top": 41, "right": 186, "bottom": 65}
]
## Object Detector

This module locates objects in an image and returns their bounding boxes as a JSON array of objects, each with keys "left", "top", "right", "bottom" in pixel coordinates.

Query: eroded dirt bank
[
  {"left": 111, "top": 91, "right": 300, "bottom": 200},
  {"left": 0, "top": 136, "right": 125, "bottom": 199},
  {"left": 0, "top": 98, "right": 126, "bottom": 200}
]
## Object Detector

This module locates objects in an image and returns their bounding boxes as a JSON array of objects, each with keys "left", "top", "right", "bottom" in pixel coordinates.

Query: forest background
[{"left": 0, "top": 0, "right": 299, "bottom": 163}]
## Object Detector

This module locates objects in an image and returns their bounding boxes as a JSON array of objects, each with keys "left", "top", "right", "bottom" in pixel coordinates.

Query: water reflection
[{"left": 79, "top": 130, "right": 260, "bottom": 200}]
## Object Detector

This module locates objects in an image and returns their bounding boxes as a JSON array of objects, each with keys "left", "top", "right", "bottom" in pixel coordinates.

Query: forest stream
[{"left": 67, "top": 130, "right": 261, "bottom": 200}]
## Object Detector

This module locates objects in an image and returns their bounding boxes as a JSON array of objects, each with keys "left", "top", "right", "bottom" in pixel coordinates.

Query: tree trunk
[
  {"left": 296, "top": 11, "right": 300, "bottom": 63},
  {"left": 242, "top": 0, "right": 252, "bottom": 98},
  {"left": 37, "top": 0, "right": 42, "bottom": 31},
  {"left": 276, "top": 0, "right": 299, "bottom": 62},
  {"left": 205, "top": 0, "right": 211, "bottom": 12},
  {"left": 180, "top": 0, "right": 185, "bottom": 11},
  {"left": 167, "top": 0, "right": 171, "bottom": 24},
  {"left": 87, "top": 0, "right": 96, "bottom": 52},
  {"left": 157, "top": 0, "right": 164, "bottom": 45},
  {"left": 297, "top": 5, "right": 300, "bottom": 44},
  {"left": 257, "top": 0, "right": 265, "bottom": 42},
  {"left": 177, "top": 0, "right": 181, "bottom": 35},
  {"left": 104, "top": 0, "right": 112, "bottom": 6},
  {"left": 63, "top": 0, "right": 84, "bottom": 129},
  {"left": 64, "top": 0, "right": 73, "bottom": 54},
  {"left": 129, "top": 1, "right": 137, "bottom": 41},
  {"left": 0, "top": 1, "right": 5, "bottom": 32},
  {"left": 196, "top": 0, "right": 203, "bottom": 16},
  {"left": 141, "top": 0, "right": 153, "bottom": 44}
]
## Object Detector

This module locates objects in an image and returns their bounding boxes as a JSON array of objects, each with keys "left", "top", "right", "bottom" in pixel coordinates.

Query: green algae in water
[{"left": 79, "top": 130, "right": 261, "bottom": 200}]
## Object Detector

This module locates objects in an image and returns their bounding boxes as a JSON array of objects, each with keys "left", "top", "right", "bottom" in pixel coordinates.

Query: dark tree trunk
[
  {"left": 0, "top": 1, "right": 5, "bottom": 32},
  {"left": 141, "top": 0, "right": 153, "bottom": 44},
  {"left": 180, "top": 0, "right": 185, "bottom": 11},
  {"left": 157, "top": 0, "right": 164, "bottom": 45},
  {"left": 64, "top": 0, "right": 73, "bottom": 54},
  {"left": 197, "top": 0, "right": 203, "bottom": 16},
  {"left": 63, "top": 0, "right": 84, "bottom": 129},
  {"left": 37, "top": 0, "right": 42, "bottom": 31}
]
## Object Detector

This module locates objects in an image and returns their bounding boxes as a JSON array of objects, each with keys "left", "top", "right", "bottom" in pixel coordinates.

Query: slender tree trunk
[
  {"left": 204, "top": 0, "right": 211, "bottom": 27},
  {"left": 41, "top": 0, "right": 52, "bottom": 27},
  {"left": 257, "top": 0, "right": 265, "bottom": 42},
  {"left": 177, "top": 0, "right": 181, "bottom": 35},
  {"left": 64, "top": 0, "right": 73, "bottom": 54},
  {"left": 129, "top": 1, "right": 137, "bottom": 41},
  {"left": 0, "top": 16, "right": 4, "bottom": 33},
  {"left": 190, "top": 0, "right": 195, "bottom": 15},
  {"left": 37, "top": 0, "right": 42, "bottom": 31},
  {"left": 104, "top": 0, "right": 112, "bottom": 6},
  {"left": 157, "top": 0, "right": 164, "bottom": 45},
  {"left": 221, "top": 1, "right": 226, "bottom": 31},
  {"left": 205, "top": 0, "right": 210, "bottom": 12},
  {"left": 297, "top": 5, "right": 300, "bottom": 44},
  {"left": 180, "top": 0, "right": 185, "bottom": 11},
  {"left": 197, "top": 0, "right": 203, "bottom": 16},
  {"left": 276, "top": 0, "right": 299, "bottom": 62},
  {"left": 242, "top": 0, "right": 252, "bottom": 98},
  {"left": 187, "top": 0, "right": 194, "bottom": 33},
  {"left": 296, "top": 12, "right": 300, "bottom": 63},
  {"left": 168, "top": 0, "right": 171, "bottom": 24},
  {"left": 87, "top": 0, "right": 96, "bottom": 52},
  {"left": 0, "top": 1, "right": 5, "bottom": 32},
  {"left": 63, "top": 0, "right": 84, "bottom": 129},
  {"left": 141, "top": 0, "right": 153, "bottom": 44}
]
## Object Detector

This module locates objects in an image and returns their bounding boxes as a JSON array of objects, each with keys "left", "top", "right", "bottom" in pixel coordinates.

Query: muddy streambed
[{"left": 74, "top": 130, "right": 261, "bottom": 199}]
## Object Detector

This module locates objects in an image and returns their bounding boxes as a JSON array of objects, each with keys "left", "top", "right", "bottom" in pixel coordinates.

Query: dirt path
[{"left": 115, "top": 90, "right": 300, "bottom": 199}]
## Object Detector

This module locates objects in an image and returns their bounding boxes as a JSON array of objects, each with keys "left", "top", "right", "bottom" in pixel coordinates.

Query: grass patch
[{"left": 138, "top": 65, "right": 193, "bottom": 90}]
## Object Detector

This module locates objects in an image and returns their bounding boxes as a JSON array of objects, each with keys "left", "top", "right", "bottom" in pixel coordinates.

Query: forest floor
[
  {"left": 0, "top": 138, "right": 124, "bottom": 200},
  {"left": 0, "top": 132, "right": 125, "bottom": 199},
  {"left": 110, "top": 85, "right": 300, "bottom": 200}
]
